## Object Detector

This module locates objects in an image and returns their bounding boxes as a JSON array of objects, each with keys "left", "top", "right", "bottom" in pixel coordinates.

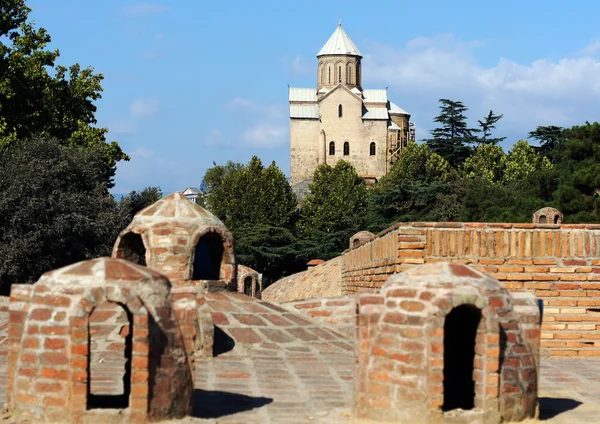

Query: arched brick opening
[
  {"left": 443, "top": 304, "right": 482, "bottom": 412},
  {"left": 113, "top": 232, "right": 147, "bottom": 266},
  {"left": 88, "top": 302, "right": 133, "bottom": 409},
  {"left": 193, "top": 232, "right": 224, "bottom": 280},
  {"left": 244, "top": 276, "right": 253, "bottom": 296},
  {"left": 538, "top": 215, "right": 547, "bottom": 224},
  {"left": 353, "top": 239, "right": 361, "bottom": 248}
]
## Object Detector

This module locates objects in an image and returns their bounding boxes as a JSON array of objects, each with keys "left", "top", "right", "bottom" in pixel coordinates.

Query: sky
[{"left": 28, "top": 0, "right": 600, "bottom": 195}]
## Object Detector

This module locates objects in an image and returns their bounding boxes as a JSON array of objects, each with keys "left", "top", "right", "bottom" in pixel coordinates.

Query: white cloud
[
  {"left": 129, "top": 97, "right": 160, "bottom": 119},
  {"left": 108, "top": 119, "right": 138, "bottom": 135},
  {"left": 227, "top": 97, "right": 254, "bottom": 109},
  {"left": 364, "top": 35, "right": 600, "bottom": 142},
  {"left": 131, "top": 147, "right": 155, "bottom": 159},
  {"left": 120, "top": 3, "right": 169, "bottom": 18},
  {"left": 207, "top": 100, "right": 288, "bottom": 149},
  {"left": 581, "top": 40, "right": 600, "bottom": 56},
  {"left": 243, "top": 123, "right": 287, "bottom": 148}
]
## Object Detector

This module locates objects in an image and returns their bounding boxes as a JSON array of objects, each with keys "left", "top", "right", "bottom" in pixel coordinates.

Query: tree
[
  {"left": 208, "top": 156, "right": 297, "bottom": 232},
  {"left": 528, "top": 125, "right": 564, "bottom": 160},
  {"left": 462, "top": 144, "right": 507, "bottom": 184},
  {"left": 201, "top": 161, "right": 244, "bottom": 194},
  {"left": 299, "top": 160, "right": 367, "bottom": 254},
  {"left": 386, "top": 141, "right": 453, "bottom": 184},
  {"left": 503, "top": 140, "right": 552, "bottom": 185},
  {"left": 119, "top": 186, "right": 163, "bottom": 222},
  {"left": 366, "top": 144, "right": 455, "bottom": 229},
  {"left": 477, "top": 110, "right": 505, "bottom": 145},
  {"left": 424, "top": 99, "right": 478, "bottom": 166},
  {"left": 0, "top": 0, "right": 128, "bottom": 187},
  {"left": 550, "top": 122, "right": 600, "bottom": 222},
  {"left": 0, "top": 137, "right": 124, "bottom": 293}
]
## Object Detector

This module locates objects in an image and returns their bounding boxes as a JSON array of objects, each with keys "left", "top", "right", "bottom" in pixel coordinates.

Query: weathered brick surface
[
  {"left": 343, "top": 222, "right": 600, "bottom": 358},
  {"left": 6, "top": 258, "right": 194, "bottom": 423},
  {"left": 262, "top": 256, "right": 343, "bottom": 303},
  {"left": 355, "top": 262, "right": 540, "bottom": 423},
  {"left": 112, "top": 192, "right": 236, "bottom": 291},
  {"left": 282, "top": 296, "right": 356, "bottom": 338}
]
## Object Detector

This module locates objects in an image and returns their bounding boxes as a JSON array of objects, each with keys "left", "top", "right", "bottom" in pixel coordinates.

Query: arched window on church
[
  {"left": 329, "top": 141, "right": 335, "bottom": 156},
  {"left": 348, "top": 65, "right": 353, "bottom": 85},
  {"left": 370, "top": 142, "right": 376, "bottom": 156},
  {"left": 338, "top": 104, "right": 343, "bottom": 118},
  {"left": 338, "top": 65, "right": 342, "bottom": 83},
  {"left": 343, "top": 142, "right": 350, "bottom": 156},
  {"left": 328, "top": 66, "right": 331, "bottom": 84}
]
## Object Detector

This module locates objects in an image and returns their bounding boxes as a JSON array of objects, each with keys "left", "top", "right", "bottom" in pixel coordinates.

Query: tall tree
[
  {"left": 424, "top": 99, "right": 477, "bottom": 166},
  {"left": 0, "top": 0, "right": 128, "bottom": 187},
  {"left": 461, "top": 144, "right": 507, "bottom": 184},
  {"left": 477, "top": 110, "right": 506, "bottom": 145},
  {"left": 503, "top": 140, "right": 552, "bottom": 185},
  {"left": 201, "top": 161, "right": 244, "bottom": 194},
  {"left": 0, "top": 137, "right": 123, "bottom": 293},
  {"left": 528, "top": 125, "right": 564, "bottom": 161},
  {"left": 299, "top": 161, "right": 367, "bottom": 256}
]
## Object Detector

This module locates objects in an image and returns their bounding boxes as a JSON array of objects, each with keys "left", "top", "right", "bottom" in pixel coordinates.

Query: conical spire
[{"left": 317, "top": 23, "right": 362, "bottom": 57}]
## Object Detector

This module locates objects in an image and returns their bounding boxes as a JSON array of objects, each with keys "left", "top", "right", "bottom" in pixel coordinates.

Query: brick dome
[{"left": 112, "top": 192, "right": 236, "bottom": 290}]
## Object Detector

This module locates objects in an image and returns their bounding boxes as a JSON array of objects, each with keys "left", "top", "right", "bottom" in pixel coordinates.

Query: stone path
[{"left": 0, "top": 294, "right": 600, "bottom": 423}]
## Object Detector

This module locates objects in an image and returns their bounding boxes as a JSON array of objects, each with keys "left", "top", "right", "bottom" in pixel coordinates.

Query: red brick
[
  {"left": 30, "top": 308, "right": 53, "bottom": 320},
  {"left": 35, "top": 381, "right": 63, "bottom": 393},
  {"left": 44, "top": 338, "right": 66, "bottom": 350}
]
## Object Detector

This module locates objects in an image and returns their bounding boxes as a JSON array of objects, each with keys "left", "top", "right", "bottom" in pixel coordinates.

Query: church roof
[
  {"left": 362, "top": 106, "right": 389, "bottom": 120},
  {"left": 363, "top": 89, "right": 387, "bottom": 104},
  {"left": 389, "top": 101, "right": 410, "bottom": 115},
  {"left": 317, "top": 23, "right": 362, "bottom": 57},
  {"left": 290, "top": 104, "right": 320, "bottom": 119},
  {"left": 289, "top": 87, "right": 318, "bottom": 102}
]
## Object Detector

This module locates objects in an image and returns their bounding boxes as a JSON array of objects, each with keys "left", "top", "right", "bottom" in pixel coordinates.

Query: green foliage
[
  {"left": 387, "top": 141, "right": 453, "bottom": 184},
  {"left": 477, "top": 110, "right": 506, "bottom": 145},
  {"left": 299, "top": 161, "right": 367, "bottom": 252},
  {"left": 201, "top": 160, "right": 244, "bottom": 194},
  {"left": 0, "top": 137, "right": 123, "bottom": 293},
  {"left": 0, "top": 0, "right": 128, "bottom": 187},
  {"left": 504, "top": 140, "right": 552, "bottom": 185},
  {"left": 424, "top": 99, "right": 478, "bottom": 166},
  {"left": 528, "top": 125, "right": 564, "bottom": 161},
  {"left": 208, "top": 156, "right": 297, "bottom": 232},
  {"left": 462, "top": 144, "right": 507, "bottom": 184},
  {"left": 550, "top": 122, "right": 600, "bottom": 222},
  {"left": 119, "top": 186, "right": 163, "bottom": 223}
]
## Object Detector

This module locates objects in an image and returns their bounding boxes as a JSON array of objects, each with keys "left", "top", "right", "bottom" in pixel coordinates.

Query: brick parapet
[{"left": 342, "top": 222, "right": 600, "bottom": 357}]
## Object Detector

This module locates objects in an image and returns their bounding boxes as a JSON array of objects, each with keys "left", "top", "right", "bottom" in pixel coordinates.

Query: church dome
[{"left": 317, "top": 23, "right": 362, "bottom": 57}]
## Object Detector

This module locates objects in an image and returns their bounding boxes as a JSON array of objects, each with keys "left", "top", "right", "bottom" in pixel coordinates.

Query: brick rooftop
[{"left": 1, "top": 294, "right": 599, "bottom": 423}]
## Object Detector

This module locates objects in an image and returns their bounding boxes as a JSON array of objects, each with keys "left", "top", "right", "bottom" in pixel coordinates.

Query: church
[{"left": 289, "top": 22, "right": 415, "bottom": 188}]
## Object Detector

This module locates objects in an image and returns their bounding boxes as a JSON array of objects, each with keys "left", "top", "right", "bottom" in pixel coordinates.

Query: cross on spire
[{"left": 338, "top": 14, "right": 342, "bottom": 26}]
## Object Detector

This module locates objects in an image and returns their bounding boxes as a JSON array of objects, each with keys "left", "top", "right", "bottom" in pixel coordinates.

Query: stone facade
[
  {"left": 289, "top": 24, "right": 414, "bottom": 186},
  {"left": 112, "top": 192, "right": 236, "bottom": 291},
  {"left": 6, "top": 257, "right": 193, "bottom": 423},
  {"left": 355, "top": 262, "right": 540, "bottom": 423}
]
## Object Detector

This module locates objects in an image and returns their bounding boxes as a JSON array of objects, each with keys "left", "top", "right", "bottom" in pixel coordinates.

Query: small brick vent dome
[
  {"left": 112, "top": 192, "right": 236, "bottom": 289},
  {"left": 533, "top": 207, "right": 563, "bottom": 224},
  {"left": 237, "top": 264, "right": 262, "bottom": 299},
  {"left": 350, "top": 231, "right": 376, "bottom": 249},
  {"left": 7, "top": 257, "right": 193, "bottom": 423},
  {"left": 355, "top": 262, "right": 541, "bottom": 423}
]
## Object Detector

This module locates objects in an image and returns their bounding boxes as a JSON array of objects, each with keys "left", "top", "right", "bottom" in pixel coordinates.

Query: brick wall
[
  {"left": 343, "top": 222, "right": 600, "bottom": 358},
  {"left": 282, "top": 296, "right": 356, "bottom": 338}
]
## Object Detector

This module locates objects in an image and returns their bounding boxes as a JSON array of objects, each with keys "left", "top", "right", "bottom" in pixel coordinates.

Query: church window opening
[
  {"left": 329, "top": 141, "right": 335, "bottom": 156},
  {"left": 348, "top": 66, "right": 353, "bottom": 84},
  {"left": 328, "top": 66, "right": 331, "bottom": 83},
  {"left": 442, "top": 304, "right": 481, "bottom": 412},
  {"left": 343, "top": 142, "right": 350, "bottom": 156},
  {"left": 339, "top": 65, "right": 342, "bottom": 83},
  {"left": 193, "top": 232, "right": 224, "bottom": 280},
  {"left": 338, "top": 104, "right": 343, "bottom": 118},
  {"left": 370, "top": 142, "right": 376, "bottom": 156}
]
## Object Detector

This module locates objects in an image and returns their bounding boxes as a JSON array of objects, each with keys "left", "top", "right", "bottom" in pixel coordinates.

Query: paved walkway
[{"left": 0, "top": 294, "right": 599, "bottom": 423}]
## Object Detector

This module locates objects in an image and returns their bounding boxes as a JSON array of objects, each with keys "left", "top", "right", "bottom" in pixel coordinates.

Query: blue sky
[{"left": 29, "top": 0, "right": 600, "bottom": 195}]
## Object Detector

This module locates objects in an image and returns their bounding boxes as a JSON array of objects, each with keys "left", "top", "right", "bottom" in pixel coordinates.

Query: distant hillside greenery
[{"left": 203, "top": 99, "right": 600, "bottom": 286}]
